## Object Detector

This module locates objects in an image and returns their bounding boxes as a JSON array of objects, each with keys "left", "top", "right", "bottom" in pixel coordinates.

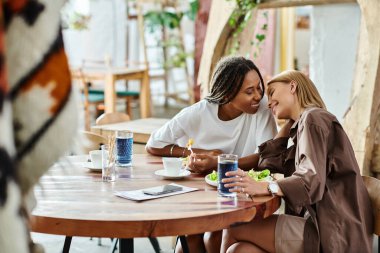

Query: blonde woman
[
  {"left": 221, "top": 70, "right": 373, "bottom": 253},
  {"left": 146, "top": 56, "right": 278, "bottom": 253}
]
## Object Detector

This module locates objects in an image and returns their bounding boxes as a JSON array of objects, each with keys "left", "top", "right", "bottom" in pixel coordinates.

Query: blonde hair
[{"left": 267, "top": 70, "right": 326, "bottom": 110}]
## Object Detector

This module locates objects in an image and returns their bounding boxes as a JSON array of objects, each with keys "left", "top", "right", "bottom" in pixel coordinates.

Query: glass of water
[
  {"left": 217, "top": 154, "right": 238, "bottom": 197},
  {"left": 116, "top": 130, "right": 133, "bottom": 167},
  {"left": 101, "top": 144, "right": 116, "bottom": 182}
]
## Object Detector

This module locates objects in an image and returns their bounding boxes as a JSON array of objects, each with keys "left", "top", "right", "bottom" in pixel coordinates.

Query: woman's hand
[
  {"left": 274, "top": 119, "right": 295, "bottom": 139},
  {"left": 187, "top": 153, "right": 218, "bottom": 174},
  {"left": 222, "top": 169, "right": 270, "bottom": 196}
]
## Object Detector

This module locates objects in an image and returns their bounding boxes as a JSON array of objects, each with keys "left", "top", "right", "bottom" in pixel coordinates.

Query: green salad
[
  {"left": 209, "top": 170, "right": 218, "bottom": 181},
  {"left": 208, "top": 169, "right": 270, "bottom": 182}
]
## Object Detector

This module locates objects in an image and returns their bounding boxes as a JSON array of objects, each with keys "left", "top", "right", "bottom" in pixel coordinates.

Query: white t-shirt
[{"left": 146, "top": 96, "right": 277, "bottom": 157}]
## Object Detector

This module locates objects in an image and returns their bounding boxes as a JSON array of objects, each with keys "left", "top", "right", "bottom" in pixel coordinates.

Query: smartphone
[{"left": 143, "top": 185, "right": 183, "bottom": 196}]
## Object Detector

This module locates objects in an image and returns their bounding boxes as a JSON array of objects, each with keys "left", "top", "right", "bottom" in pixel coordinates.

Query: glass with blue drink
[
  {"left": 116, "top": 130, "right": 133, "bottom": 166},
  {"left": 217, "top": 154, "right": 238, "bottom": 197}
]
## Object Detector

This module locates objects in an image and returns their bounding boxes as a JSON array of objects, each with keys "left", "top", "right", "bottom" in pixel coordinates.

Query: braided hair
[{"left": 205, "top": 56, "right": 264, "bottom": 105}]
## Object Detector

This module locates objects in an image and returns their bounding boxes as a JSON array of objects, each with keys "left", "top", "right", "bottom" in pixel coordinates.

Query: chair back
[
  {"left": 73, "top": 131, "right": 108, "bottom": 154},
  {"left": 95, "top": 112, "right": 130, "bottom": 126},
  {"left": 362, "top": 175, "right": 380, "bottom": 235}
]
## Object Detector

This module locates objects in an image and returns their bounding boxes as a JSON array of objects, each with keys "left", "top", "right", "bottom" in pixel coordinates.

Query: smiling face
[
  {"left": 227, "top": 70, "right": 263, "bottom": 115},
  {"left": 267, "top": 81, "right": 298, "bottom": 120}
]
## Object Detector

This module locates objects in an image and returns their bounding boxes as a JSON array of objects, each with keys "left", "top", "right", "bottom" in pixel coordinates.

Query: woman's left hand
[{"left": 222, "top": 169, "right": 270, "bottom": 196}]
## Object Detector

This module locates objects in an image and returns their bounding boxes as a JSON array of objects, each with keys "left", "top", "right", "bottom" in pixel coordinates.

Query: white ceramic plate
[
  {"left": 260, "top": 176, "right": 273, "bottom": 182},
  {"left": 82, "top": 162, "right": 102, "bottom": 172},
  {"left": 205, "top": 174, "right": 218, "bottom": 187},
  {"left": 154, "top": 169, "right": 191, "bottom": 179}
]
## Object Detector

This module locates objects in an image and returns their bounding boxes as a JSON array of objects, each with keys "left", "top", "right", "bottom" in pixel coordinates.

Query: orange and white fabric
[{"left": 0, "top": 1, "right": 77, "bottom": 252}]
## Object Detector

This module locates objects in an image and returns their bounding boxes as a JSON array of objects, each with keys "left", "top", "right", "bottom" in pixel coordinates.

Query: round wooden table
[{"left": 31, "top": 154, "right": 280, "bottom": 253}]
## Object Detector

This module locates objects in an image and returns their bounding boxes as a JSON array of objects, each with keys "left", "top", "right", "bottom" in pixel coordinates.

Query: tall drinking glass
[
  {"left": 101, "top": 144, "right": 116, "bottom": 182},
  {"left": 116, "top": 130, "right": 133, "bottom": 167},
  {"left": 217, "top": 154, "right": 238, "bottom": 197}
]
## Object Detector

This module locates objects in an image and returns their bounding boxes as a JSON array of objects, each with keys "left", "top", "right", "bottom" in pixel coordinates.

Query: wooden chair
[
  {"left": 77, "top": 68, "right": 105, "bottom": 131},
  {"left": 362, "top": 175, "right": 380, "bottom": 253},
  {"left": 95, "top": 112, "right": 148, "bottom": 154},
  {"left": 95, "top": 112, "right": 130, "bottom": 126},
  {"left": 81, "top": 59, "right": 141, "bottom": 118},
  {"left": 74, "top": 131, "right": 108, "bottom": 155}
]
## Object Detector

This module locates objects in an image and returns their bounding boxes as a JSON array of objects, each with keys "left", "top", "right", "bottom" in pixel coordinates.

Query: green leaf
[
  {"left": 256, "top": 34, "right": 266, "bottom": 42},
  {"left": 185, "top": 0, "right": 199, "bottom": 21},
  {"left": 160, "top": 11, "right": 182, "bottom": 29},
  {"left": 229, "top": 18, "right": 236, "bottom": 27}
]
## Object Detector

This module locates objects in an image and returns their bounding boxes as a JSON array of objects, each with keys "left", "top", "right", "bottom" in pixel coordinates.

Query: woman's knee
[
  {"left": 226, "top": 243, "right": 242, "bottom": 253},
  {"left": 227, "top": 242, "right": 265, "bottom": 253}
]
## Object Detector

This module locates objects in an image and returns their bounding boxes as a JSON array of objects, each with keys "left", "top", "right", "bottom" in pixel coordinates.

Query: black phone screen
[{"left": 143, "top": 185, "right": 183, "bottom": 196}]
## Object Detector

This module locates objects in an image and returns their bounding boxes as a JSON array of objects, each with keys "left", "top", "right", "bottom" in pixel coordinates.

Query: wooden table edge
[{"left": 30, "top": 196, "right": 280, "bottom": 238}]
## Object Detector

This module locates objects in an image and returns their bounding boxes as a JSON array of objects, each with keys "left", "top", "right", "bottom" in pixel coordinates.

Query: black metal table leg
[
  {"left": 62, "top": 236, "right": 72, "bottom": 253},
  {"left": 119, "top": 238, "right": 134, "bottom": 253},
  {"left": 110, "top": 238, "right": 118, "bottom": 253},
  {"left": 179, "top": 235, "right": 190, "bottom": 253},
  {"left": 148, "top": 237, "right": 161, "bottom": 253}
]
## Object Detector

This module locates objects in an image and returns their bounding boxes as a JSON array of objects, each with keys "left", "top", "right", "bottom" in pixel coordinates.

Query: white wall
[
  {"left": 310, "top": 3, "right": 360, "bottom": 121},
  {"left": 63, "top": 0, "right": 126, "bottom": 67},
  {"left": 295, "top": 29, "right": 310, "bottom": 71}
]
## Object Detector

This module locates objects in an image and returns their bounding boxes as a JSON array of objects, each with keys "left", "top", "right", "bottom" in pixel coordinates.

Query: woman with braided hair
[{"left": 146, "top": 55, "right": 277, "bottom": 253}]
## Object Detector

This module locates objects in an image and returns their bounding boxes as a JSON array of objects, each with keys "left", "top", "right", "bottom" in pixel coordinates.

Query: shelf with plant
[{"left": 142, "top": 0, "right": 198, "bottom": 69}]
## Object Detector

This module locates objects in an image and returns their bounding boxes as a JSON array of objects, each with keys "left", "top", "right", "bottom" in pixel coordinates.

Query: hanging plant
[
  {"left": 226, "top": 0, "right": 267, "bottom": 56},
  {"left": 251, "top": 11, "right": 268, "bottom": 58},
  {"left": 184, "top": 0, "right": 199, "bottom": 21}
]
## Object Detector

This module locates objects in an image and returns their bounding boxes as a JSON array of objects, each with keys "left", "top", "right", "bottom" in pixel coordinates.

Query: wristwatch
[{"left": 268, "top": 181, "right": 279, "bottom": 195}]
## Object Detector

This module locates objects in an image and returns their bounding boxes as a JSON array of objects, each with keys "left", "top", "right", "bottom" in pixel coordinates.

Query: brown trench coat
[{"left": 258, "top": 107, "right": 373, "bottom": 253}]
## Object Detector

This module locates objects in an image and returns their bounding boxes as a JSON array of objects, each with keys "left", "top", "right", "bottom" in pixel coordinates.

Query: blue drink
[
  {"left": 116, "top": 131, "right": 133, "bottom": 166},
  {"left": 217, "top": 154, "right": 238, "bottom": 197}
]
